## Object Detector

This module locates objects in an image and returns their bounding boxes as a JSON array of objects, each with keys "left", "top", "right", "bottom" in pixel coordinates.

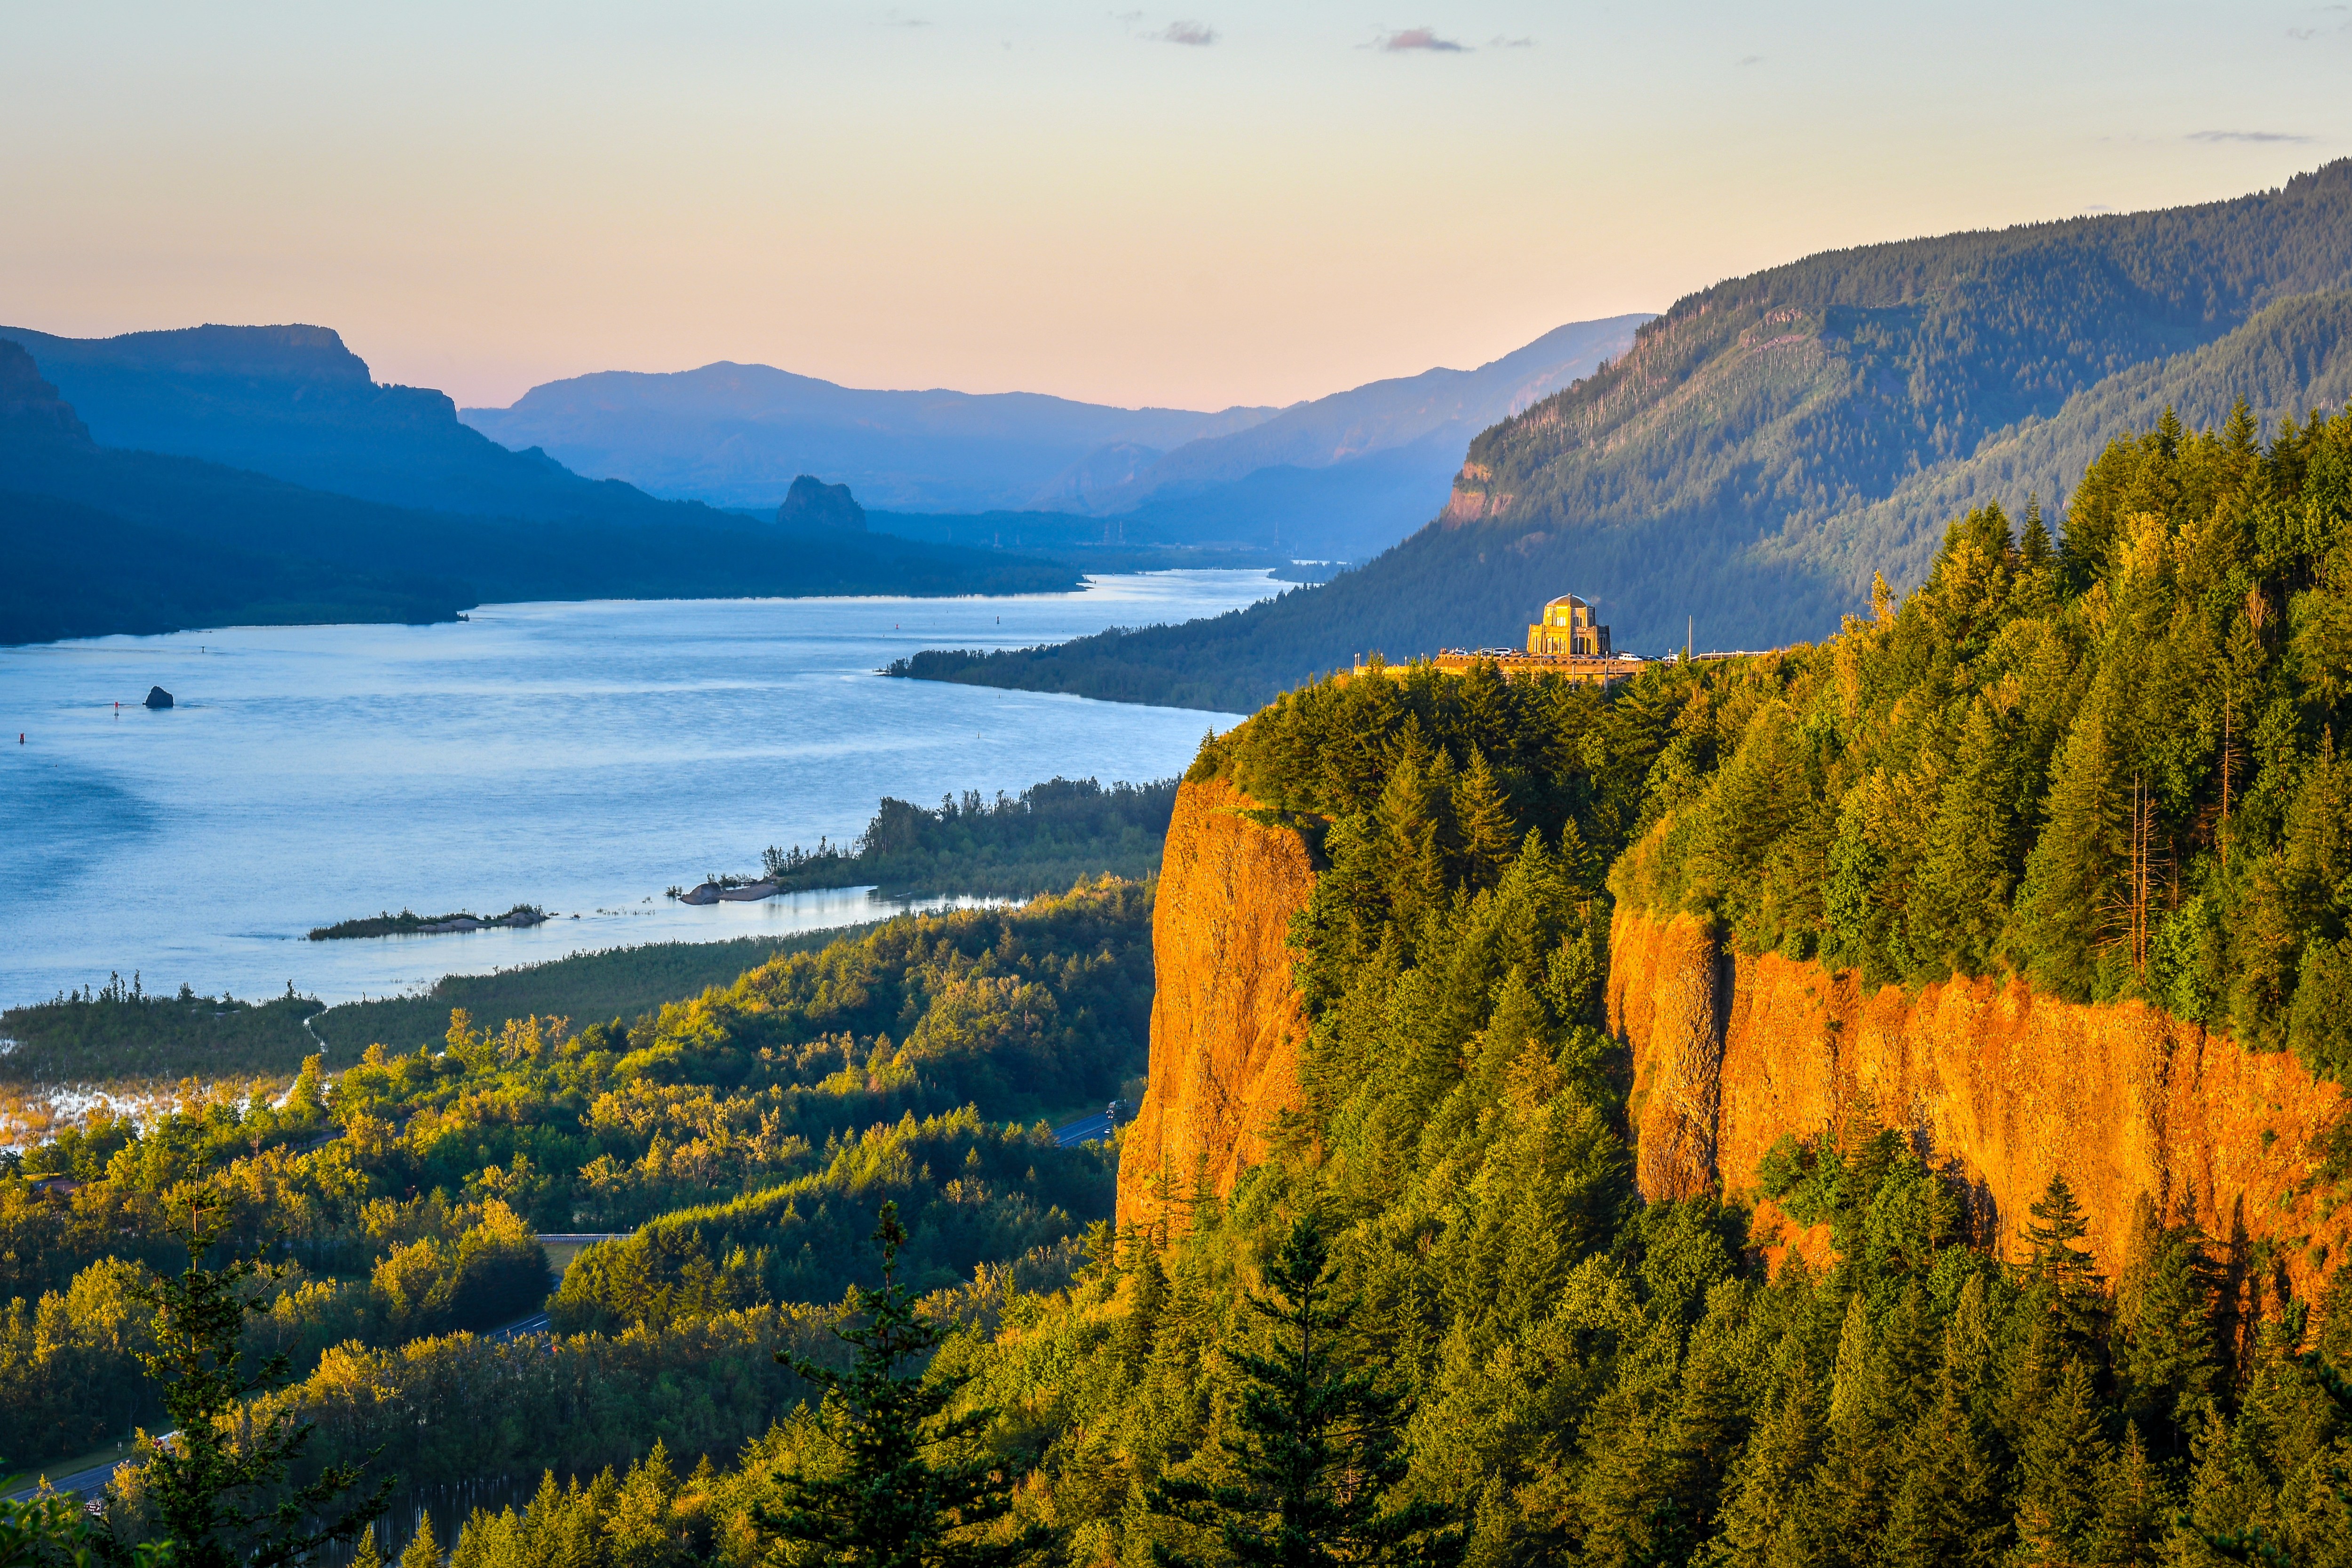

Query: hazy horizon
[{"left": 4, "top": 2, "right": 2346, "bottom": 412}]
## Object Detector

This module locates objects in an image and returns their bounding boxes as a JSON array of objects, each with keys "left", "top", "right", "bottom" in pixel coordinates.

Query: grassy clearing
[
  {"left": 0, "top": 978, "right": 322, "bottom": 1088},
  {"left": 308, "top": 925, "right": 894, "bottom": 1056}
]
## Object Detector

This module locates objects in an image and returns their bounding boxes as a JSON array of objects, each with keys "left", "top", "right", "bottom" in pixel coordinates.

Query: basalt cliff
[
  {"left": 1114, "top": 777, "right": 1314, "bottom": 1237},
  {"left": 1609, "top": 907, "right": 2351, "bottom": 1296},
  {"left": 1120, "top": 778, "right": 2351, "bottom": 1295}
]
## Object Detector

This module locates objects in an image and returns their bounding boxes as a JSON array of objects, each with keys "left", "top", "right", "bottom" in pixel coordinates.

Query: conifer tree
[
  {"left": 131, "top": 1190, "right": 389, "bottom": 1568},
  {"left": 397, "top": 1515, "right": 439, "bottom": 1568},
  {"left": 2091, "top": 1422, "right": 2168, "bottom": 1568},
  {"left": 1880, "top": 1304, "right": 2007, "bottom": 1568},
  {"left": 2014, "top": 712, "right": 2129, "bottom": 999},
  {"left": 350, "top": 1527, "right": 384, "bottom": 1568},
  {"left": 605, "top": 1441, "right": 687, "bottom": 1568},
  {"left": 1912, "top": 696, "right": 2026, "bottom": 975},
  {"left": 1814, "top": 1297, "right": 1898, "bottom": 1563},
  {"left": 2025, "top": 1174, "right": 2104, "bottom": 1349},
  {"left": 1451, "top": 747, "right": 1518, "bottom": 890},
  {"left": 2020, "top": 496, "right": 2055, "bottom": 573},
  {"left": 1557, "top": 818, "right": 1604, "bottom": 897},
  {"left": 1146, "top": 1212, "right": 1457, "bottom": 1568},
  {"left": 1120, "top": 1239, "right": 1170, "bottom": 1374},
  {"left": 755, "top": 1202, "right": 1044, "bottom": 1568},
  {"left": 2010, "top": 1359, "right": 2110, "bottom": 1567},
  {"left": 2112, "top": 1200, "right": 2219, "bottom": 1459},
  {"left": 1574, "top": 1393, "right": 1690, "bottom": 1568},
  {"left": 1707, "top": 1364, "right": 1825, "bottom": 1568}
]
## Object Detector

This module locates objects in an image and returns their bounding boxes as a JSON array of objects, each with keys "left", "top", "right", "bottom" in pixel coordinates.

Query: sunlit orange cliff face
[{"left": 1121, "top": 779, "right": 2349, "bottom": 1305}]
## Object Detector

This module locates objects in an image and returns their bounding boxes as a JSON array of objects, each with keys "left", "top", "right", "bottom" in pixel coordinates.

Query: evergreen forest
[
  {"left": 754, "top": 777, "right": 1178, "bottom": 898},
  {"left": 10, "top": 402, "right": 2352, "bottom": 1568}
]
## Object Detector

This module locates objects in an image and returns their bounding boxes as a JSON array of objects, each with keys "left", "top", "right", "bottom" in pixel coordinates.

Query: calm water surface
[{"left": 0, "top": 572, "right": 1275, "bottom": 1009}]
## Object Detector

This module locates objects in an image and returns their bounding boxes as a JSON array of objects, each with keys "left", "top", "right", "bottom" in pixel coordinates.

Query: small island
[{"left": 308, "top": 904, "right": 548, "bottom": 940}]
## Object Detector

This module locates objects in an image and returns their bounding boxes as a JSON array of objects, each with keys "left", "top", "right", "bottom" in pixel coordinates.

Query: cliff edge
[
  {"left": 1115, "top": 776, "right": 1314, "bottom": 1238},
  {"left": 1608, "top": 905, "right": 2352, "bottom": 1296}
]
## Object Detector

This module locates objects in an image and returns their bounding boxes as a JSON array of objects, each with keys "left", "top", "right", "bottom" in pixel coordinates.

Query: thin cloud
[
  {"left": 1737, "top": 53, "right": 1763, "bottom": 65},
  {"left": 1160, "top": 20, "right": 1216, "bottom": 44},
  {"left": 1377, "top": 27, "right": 1468, "bottom": 52},
  {"left": 2187, "top": 129, "right": 2316, "bottom": 143},
  {"left": 1490, "top": 34, "right": 1536, "bottom": 48},
  {"left": 876, "top": 8, "right": 929, "bottom": 24}
]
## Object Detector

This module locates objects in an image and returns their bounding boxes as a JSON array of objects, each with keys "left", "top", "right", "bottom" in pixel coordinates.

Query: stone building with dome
[{"left": 1527, "top": 594, "right": 1610, "bottom": 658}]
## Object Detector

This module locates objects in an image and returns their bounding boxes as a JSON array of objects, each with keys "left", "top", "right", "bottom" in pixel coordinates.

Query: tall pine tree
[
  {"left": 756, "top": 1202, "right": 1044, "bottom": 1568},
  {"left": 1147, "top": 1212, "right": 1457, "bottom": 1568}
]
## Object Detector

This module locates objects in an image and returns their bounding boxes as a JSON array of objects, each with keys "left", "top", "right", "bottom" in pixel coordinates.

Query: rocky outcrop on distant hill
[
  {"left": 463, "top": 359, "right": 1276, "bottom": 514},
  {"left": 0, "top": 341, "right": 92, "bottom": 447},
  {"left": 912, "top": 160, "right": 2352, "bottom": 709},
  {"left": 1114, "top": 776, "right": 1314, "bottom": 1238},
  {"left": 776, "top": 476, "right": 866, "bottom": 530},
  {"left": 1066, "top": 314, "right": 1648, "bottom": 515}
]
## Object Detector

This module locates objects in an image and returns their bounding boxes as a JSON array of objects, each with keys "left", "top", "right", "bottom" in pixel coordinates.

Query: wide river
[{"left": 0, "top": 571, "right": 1277, "bottom": 1010}]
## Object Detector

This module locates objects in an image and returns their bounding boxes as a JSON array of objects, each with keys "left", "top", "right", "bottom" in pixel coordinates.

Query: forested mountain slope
[
  {"left": 0, "top": 324, "right": 699, "bottom": 524},
  {"left": 894, "top": 402, "right": 2352, "bottom": 1565},
  {"left": 22, "top": 403, "right": 2352, "bottom": 1565},
  {"left": 1059, "top": 314, "right": 1651, "bottom": 513},
  {"left": 898, "top": 160, "right": 2352, "bottom": 710},
  {"left": 0, "top": 341, "right": 1076, "bottom": 644},
  {"left": 0, "top": 884, "right": 1147, "bottom": 1480},
  {"left": 1778, "top": 287, "right": 2352, "bottom": 595}
]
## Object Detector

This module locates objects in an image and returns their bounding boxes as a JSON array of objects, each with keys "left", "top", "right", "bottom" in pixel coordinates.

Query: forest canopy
[{"left": 1610, "top": 401, "right": 2352, "bottom": 1079}]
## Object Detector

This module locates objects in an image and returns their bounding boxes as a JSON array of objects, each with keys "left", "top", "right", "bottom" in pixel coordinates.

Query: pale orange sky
[{"left": 2, "top": 2, "right": 2345, "bottom": 411}]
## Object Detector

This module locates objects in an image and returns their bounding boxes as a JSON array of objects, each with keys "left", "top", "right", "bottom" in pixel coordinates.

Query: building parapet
[{"left": 1346, "top": 650, "right": 1646, "bottom": 687}]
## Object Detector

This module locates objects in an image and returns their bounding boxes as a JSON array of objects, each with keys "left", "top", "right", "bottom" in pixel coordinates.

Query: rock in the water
[
  {"left": 776, "top": 475, "right": 866, "bottom": 531},
  {"left": 144, "top": 685, "right": 173, "bottom": 709}
]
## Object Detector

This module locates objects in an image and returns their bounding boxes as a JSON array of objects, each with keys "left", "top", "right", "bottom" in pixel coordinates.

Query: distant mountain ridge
[
  {"left": 891, "top": 159, "right": 2352, "bottom": 710},
  {"left": 462, "top": 361, "right": 1279, "bottom": 513},
  {"left": 0, "top": 336, "right": 1081, "bottom": 645},
  {"left": 0, "top": 322, "right": 694, "bottom": 525},
  {"left": 1051, "top": 314, "right": 1651, "bottom": 514},
  {"left": 461, "top": 315, "right": 1650, "bottom": 562}
]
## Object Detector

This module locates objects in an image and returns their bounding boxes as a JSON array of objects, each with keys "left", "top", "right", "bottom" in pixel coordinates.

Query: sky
[{"left": 2, "top": 2, "right": 2348, "bottom": 412}]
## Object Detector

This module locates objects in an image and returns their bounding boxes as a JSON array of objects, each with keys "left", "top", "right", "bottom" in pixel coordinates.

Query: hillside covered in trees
[
  {"left": 753, "top": 776, "right": 1178, "bottom": 898},
  {"left": 0, "top": 885, "right": 1147, "bottom": 1484},
  {"left": 0, "top": 338, "right": 1077, "bottom": 646},
  {"left": 887, "top": 400, "right": 2352, "bottom": 1564},
  {"left": 15, "top": 402, "right": 2352, "bottom": 1568},
  {"left": 897, "top": 159, "right": 2352, "bottom": 711}
]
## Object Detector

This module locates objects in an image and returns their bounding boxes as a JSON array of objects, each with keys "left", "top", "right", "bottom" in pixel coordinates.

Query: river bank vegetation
[
  {"left": 0, "top": 977, "right": 324, "bottom": 1091},
  {"left": 0, "top": 930, "right": 891, "bottom": 1097},
  {"left": 751, "top": 775, "right": 1177, "bottom": 898}
]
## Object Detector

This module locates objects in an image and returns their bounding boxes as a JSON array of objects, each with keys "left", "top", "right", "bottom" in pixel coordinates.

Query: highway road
[
  {"left": 2, "top": 1449, "right": 144, "bottom": 1504},
  {"left": 1053, "top": 1111, "right": 1115, "bottom": 1146}
]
